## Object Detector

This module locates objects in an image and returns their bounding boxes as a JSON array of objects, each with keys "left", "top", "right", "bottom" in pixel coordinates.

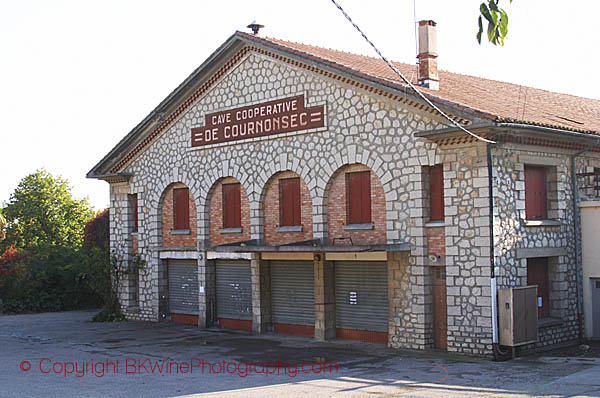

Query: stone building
[{"left": 88, "top": 22, "right": 600, "bottom": 357}]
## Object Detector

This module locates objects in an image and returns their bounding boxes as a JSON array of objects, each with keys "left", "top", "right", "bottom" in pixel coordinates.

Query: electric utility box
[{"left": 498, "top": 286, "right": 538, "bottom": 347}]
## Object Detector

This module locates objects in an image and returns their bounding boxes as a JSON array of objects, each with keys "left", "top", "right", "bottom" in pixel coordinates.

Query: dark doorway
[{"left": 432, "top": 266, "right": 447, "bottom": 349}]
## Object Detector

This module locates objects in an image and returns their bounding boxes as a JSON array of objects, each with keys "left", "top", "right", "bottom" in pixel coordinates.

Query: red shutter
[
  {"left": 347, "top": 173, "right": 360, "bottom": 224},
  {"left": 133, "top": 194, "right": 138, "bottom": 232},
  {"left": 223, "top": 183, "right": 241, "bottom": 228},
  {"left": 525, "top": 166, "right": 547, "bottom": 220},
  {"left": 527, "top": 257, "right": 549, "bottom": 318},
  {"left": 429, "top": 165, "right": 444, "bottom": 221},
  {"left": 129, "top": 194, "right": 138, "bottom": 232},
  {"left": 280, "top": 178, "right": 301, "bottom": 226},
  {"left": 361, "top": 172, "right": 371, "bottom": 223},
  {"left": 173, "top": 188, "right": 190, "bottom": 230},
  {"left": 293, "top": 179, "right": 300, "bottom": 225},
  {"left": 347, "top": 171, "right": 371, "bottom": 224}
]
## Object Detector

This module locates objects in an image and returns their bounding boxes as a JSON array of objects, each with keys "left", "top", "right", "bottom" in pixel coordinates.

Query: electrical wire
[{"left": 330, "top": 0, "right": 496, "bottom": 144}]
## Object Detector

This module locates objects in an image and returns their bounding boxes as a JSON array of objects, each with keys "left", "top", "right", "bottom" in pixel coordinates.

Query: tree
[
  {"left": 0, "top": 171, "right": 102, "bottom": 314},
  {"left": 0, "top": 210, "right": 5, "bottom": 242},
  {"left": 2, "top": 170, "right": 95, "bottom": 251},
  {"left": 477, "top": 0, "right": 512, "bottom": 46}
]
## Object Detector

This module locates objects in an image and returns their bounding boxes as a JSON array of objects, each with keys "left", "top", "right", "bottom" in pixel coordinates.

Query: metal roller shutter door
[
  {"left": 168, "top": 260, "right": 199, "bottom": 315},
  {"left": 215, "top": 260, "right": 252, "bottom": 320},
  {"left": 335, "top": 261, "right": 388, "bottom": 332},
  {"left": 270, "top": 261, "right": 314, "bottom": 326}
]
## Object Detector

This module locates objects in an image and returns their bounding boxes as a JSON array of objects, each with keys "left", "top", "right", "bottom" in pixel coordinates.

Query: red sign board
[{"left": 191, "top": 95, "right": 325, "bottom": 147}]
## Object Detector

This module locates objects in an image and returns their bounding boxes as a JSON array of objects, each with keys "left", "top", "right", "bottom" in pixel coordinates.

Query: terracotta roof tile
[{"left": 240, "top": 33, "right": 600, "bottom": 135}]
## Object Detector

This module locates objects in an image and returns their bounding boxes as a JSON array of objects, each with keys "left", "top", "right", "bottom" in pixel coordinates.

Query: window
[
  {"left": 525, "top": 165, "right": 547, "bottom": 220},
  {"left": 173, "top": 188, "right": 190, "bottom": 230},
  {"left": 222, "top": 183, "right": 241, "bottom": 228},
  {"left": 429, "top": 164, "right": 444, "bottom": 221},
  {"left": 279, "top": 178, "right": 301, "bottom": 226},
  {"left": 527, "top": 257, "right": 549, "bottom": 318},
  {"left": 346, "top": 171, "right": 371, "bottom": 224},
  {"left": 128, "top": 194, "right": 138, "bottom": 232}
]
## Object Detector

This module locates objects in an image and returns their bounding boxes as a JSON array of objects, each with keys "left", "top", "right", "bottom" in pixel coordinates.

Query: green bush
[
  {"left": 0, "top": 245, "right": 103, "bottom": 314},
  {"left": 0, "top": 171, "right": 103, "bottom": 314}
]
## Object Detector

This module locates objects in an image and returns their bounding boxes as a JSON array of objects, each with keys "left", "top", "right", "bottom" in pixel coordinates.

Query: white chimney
[{"left": 417, "top": 20, "right": 439, "bottom": 90}]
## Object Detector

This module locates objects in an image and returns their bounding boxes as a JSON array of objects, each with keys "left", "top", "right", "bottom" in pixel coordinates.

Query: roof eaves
[
  {"left": 495, "top": 117, "right": 598, "bottom": 136},
  {"left": 415, "top": 121, "right": 599, "bottom": 142}
]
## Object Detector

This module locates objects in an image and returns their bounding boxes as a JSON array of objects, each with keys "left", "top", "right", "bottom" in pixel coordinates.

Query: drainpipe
[
  {"left": 570, "top": 138, "right": 600, "bottom": 344},
  {"left": 487, "top": 142, "right": 505, "bottom": 360}
]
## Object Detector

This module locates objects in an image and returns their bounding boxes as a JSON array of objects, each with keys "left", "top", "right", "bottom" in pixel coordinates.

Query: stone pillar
[
  {"left": 109, "top": 183, "right": 136, "bottom": 312},
  {"left": 314, "top": 255, "right": 336, "bottom": 341},
  {"left": 251, "top": 253, "right": 271, "bottom": 333},
  {"left": 388, "top": 251, "right": 413, "bottom": 348},
  {"left": 197, "top": 253, "right": 216, "bottom": 328}
]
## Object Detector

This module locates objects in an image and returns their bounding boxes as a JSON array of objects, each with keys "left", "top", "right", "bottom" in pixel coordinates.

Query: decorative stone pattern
[
  {"left": 104, "top": 46, "right": 589, "bottom": 356},
  {"left": 209, "top": 177, "right": 251, "bottom": 246},
  {"left": 327, "top": 164, "right": 386, "bottom": 245},
  {"left": 107, "top": 50, "right": 473, "bottom": 352},
  {"left": 161, "top": 183, "right": 197, "bottom": 247},
  {"left": 263, "top": 171, "right": 313, "bottom": 245}
]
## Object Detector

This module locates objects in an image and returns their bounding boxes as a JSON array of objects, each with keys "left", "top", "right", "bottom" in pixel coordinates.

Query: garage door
[
  {"left": 335, "top": 261, "right": 388, "bottom": 343},
  {"left": 216, "top": 260, "right": 253, "bottom": 331},
  {"left": 168, "top": 259, "right": 199, "bottom": 325},
  {"left": 270, "top": 260, "right": 314, "bottom": 336}
]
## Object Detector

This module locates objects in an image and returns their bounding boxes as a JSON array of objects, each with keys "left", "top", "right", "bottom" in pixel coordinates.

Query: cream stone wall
[
  {"left": 106, "top": 46, "right": 592, "bottom": 355},
  {"left": 493, "top": 145, "right": 580, "bottom": 348}
]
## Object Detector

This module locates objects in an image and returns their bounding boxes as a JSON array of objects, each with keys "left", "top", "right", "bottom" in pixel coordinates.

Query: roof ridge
[{"left": 241, "top": 32, "right": 600, "bottom": 104}]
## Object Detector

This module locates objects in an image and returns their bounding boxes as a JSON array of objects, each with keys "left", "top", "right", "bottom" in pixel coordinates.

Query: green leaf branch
[{"left": 478, "top": 0, "right": 512, "bottom": 46}]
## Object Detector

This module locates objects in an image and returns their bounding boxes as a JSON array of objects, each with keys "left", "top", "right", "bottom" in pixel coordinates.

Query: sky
[{"left": 1, "top": 0, "right": 599, "bottom": 211}]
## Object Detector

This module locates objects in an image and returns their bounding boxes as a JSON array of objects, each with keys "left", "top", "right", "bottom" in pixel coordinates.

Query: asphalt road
[{"left": 1, "top": 310, "right": 599, "bottom": 397}]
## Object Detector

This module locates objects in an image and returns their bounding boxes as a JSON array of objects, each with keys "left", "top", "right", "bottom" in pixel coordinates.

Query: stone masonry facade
[
  {"left": 104, "top": 44, "right": 596, "bottom": 356},
  {"left": 492, "top": 145, "right": 580, "bottom": 348}
]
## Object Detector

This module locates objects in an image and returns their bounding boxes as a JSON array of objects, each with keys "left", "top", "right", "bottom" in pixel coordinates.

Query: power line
[{"left": 329, "top": 0, "right": 496, "bottom": 144}]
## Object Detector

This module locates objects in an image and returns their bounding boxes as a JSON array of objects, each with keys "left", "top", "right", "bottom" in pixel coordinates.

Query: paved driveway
[{"left": 1, "top": 311, "right": 599, "bottom": 397}]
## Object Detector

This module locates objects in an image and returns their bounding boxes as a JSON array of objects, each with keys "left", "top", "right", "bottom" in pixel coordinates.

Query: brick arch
[
  {"left": 258, "top": 170, "right": 314, "bottom": 245},
  {"left": 320, "top": 147, "right": 393, "bottom": 244},
  {"left": 197, "top": 161, "right": 252, "bottom": 247},
  {"left": 254, "top": 155, "right": 317, "bottom": 242},
  {"left": 147, "top": 174, "right": 200, "bottom": 249},
  {"left": 204, "top": 175, "right": 251, "bottom": 247},
  {"left": 322, "top": 161, "right": 387, "bottom": 245},
  {"left": 153, "top": 181, "right": 198, "bottom": 248}
]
